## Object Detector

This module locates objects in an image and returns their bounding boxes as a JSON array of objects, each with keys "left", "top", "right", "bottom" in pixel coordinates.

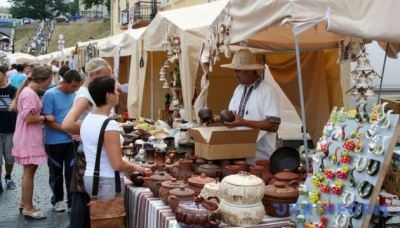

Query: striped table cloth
[{"left": 124, "top": 179, "right": 291, "bottom": 228}]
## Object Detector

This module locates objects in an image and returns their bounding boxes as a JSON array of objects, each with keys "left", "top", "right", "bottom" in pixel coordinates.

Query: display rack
[{"left": 291, "top": 107, "right": 400, "bottom": 228}]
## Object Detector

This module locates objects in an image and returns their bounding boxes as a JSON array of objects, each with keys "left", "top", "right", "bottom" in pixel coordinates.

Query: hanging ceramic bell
[
  {"left": 159, "top": 68, "right": 166, "bottom": 81},
  {"left": 163, "top": 60, "right": 169, "bottom": 68},
  {"left": 162, "top": 80, "right": 170, "bottom": 89},
  {"left": 355, "top": 52, "right": 373, "bottom": 71},
  {"left": 355, "top": 75, "right": 369, "bottom": 89},
  {"left": 364, "top": 87, "right": 374, "bottom": 96}
]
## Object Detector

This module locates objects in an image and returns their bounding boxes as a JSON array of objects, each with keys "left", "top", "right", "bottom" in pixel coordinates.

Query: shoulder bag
[{"left": 88, "top": 118, "right": 126, "bottom": 228}]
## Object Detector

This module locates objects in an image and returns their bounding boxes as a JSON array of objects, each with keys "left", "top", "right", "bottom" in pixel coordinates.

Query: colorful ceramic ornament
[
  {"left": 343, "top": 140, "right": 355, "bottom": 151},
  {"left": 331, "top": 181, "right": 343, "bottom": 195},
  {"left": 368, "top": 134, "right": 380, "bottom": 153},
  {"left": 320, "top": 181, "right": 330, "bottom": 193},
  {"left": 369, "top": 104, "right": 380, "bottom": 123},
  {"left": 324, "top": 167, "right": 335, "bottom": 179},
  {"left": 366, "top": 159, "right": 380, "bottom": 176},
  {"left": 330, "top": 106, "right": 338, "bottom": 121},
  {"left": 338, "top": 107, "right": 347, "bottom": 122},
  {"left": 354, "top": 156, "right": 367, "bottom": 172},
  {"left": 348, "top": 168, "right": 356, "bottom": 187},
  {"left": 316, "top": 136, "right": 328, "bottom": 152},
  {"left": 298, "top": 184, "right": 308, "bottom": 195},
  {"left": 318, "top": 155, "right": 327, "bottom": 172},
  {"left": 334, "top": 214, "right": 349, "bottom": 228},
  {"left": 377, "top": 102, "right": 388, "bottom": 122},
  {"left": 332, "top": 124, "right": 347, "bottom": 141},
  {"left": 358, "top": 180, "right": 373, "bottom": 198},
  {"left": 366, "top": 121, "right": 378, "bottom": 138},
  {"left": 322, "top": 121, "right": 334, "bottom": 137},
  {"left": 296, "top": 214, "right": 306, "bottom": 225},
  {"left": 308, "top": 189, "right": 320, "bottom": 203},
  {"left": 350, "top": 124, "right": 363, "bottom": 139},
  {"left": 341, "top": 190, "right": 356, "bottom": 207},
  {"left": 336, "top": 165, "right": 350, "bottom": 179},
  {"left": 355, "top": 104, "right": 362, "bottom": 123},
  {"left": 375, "top": 136, "right": 389, "bottom": 155},
  {"left": 329, "top": 147, "right": 340, "bottom": 165},
  {"left": 340, "top": 150, "right": 351, "bottom": 164},
  {"left": 313, "top": 202, "right": 324, "bottom": 215},
  {"left": 311, "top": 173, "right": 325, "bottom": 186},
  {"left": 354, "top": 134, "right": 364, "bottom": 152},
  {"left": 361, "top": 103, "right": 369, "bottom": 122},
  {"left": 382, "top": 110, "right": 393, "bottom": 129}
]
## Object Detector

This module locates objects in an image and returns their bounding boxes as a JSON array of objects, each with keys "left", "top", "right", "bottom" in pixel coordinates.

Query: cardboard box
[
  {"left": 188, "top": 126, "right": 265, "bottom": 160},
  {"left": 381, "top": 97, "right": 400, "bottom": 114}
]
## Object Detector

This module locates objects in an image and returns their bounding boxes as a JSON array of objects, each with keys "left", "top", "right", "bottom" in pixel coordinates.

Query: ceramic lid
[
  {"left": 169, "top": 185, "right": 195, "bottom": 197},
  {"left": 221, "top": 171, "right": 264, "bottom": 186},
  {"left": 177, "top": 196, "right": 219, "bottom": 212},
  {"left": 274, "top": 169, "right": 300, "bottom": 181},
  {"left": 204, "top": 182, "right": 220, "bottom": 191},
  {"left": 151, "top": 171, "right": 171, "bottom": 182},
  {"left": 188, "top": 173, "right": 216, "bottom": 186},
  {"left": 264, "top": 181, "right": 298, "bottom": 198},
  {"left": 199, "top": 163, "right": 221, "bottom": 170},
  {"left": 161, "top": 178, "right": 185, "bottom": 189}
]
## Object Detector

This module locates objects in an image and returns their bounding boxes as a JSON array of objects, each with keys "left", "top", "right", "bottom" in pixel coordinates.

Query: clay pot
[
  {"left": 218, "top": 172, "right": 265, "bottom": 205},
  {"left": 155, "top": 150, "right": 167, "bottom": 164},
  {"left": 255, "top": 159, "right": 274, "bottom": 184},
  {"left": 197, "top": 163, "right": 221, "bottom": 179},
  {"left": 221, "top": 165, "right": 241, "bottom": 179},
  {"left": 249, "top": 165, "right": 264, "bottom": 179},
  {"left": 140, "top": 171, "right": 172, "bottom": 197},
  {"left": 268, "top": 169, "right": 301, "bottom": 188},
  {"left": 233, "top": 160, "right": 248, "bottom": 172},
  {"left": 175, "top": 196, "right": 221, "bottom": 228},
  {"left": 198, "top": 107, "right": 214, "bottom": 123},
  {"left": 167, "top": 149, "right": 177, "bottom": 164},
  {"left": 170, "top": 158, "right": 194, "bottom": 181},
  {"left": 145, "top": 147, "right": 156, "bottom": 164},
  {"left": 123, "top": 124, "right": 134, "bottom": 133},
  {"left": 164, "top": 137, "right": 175, "bottom": 149},
  {"left": 175, "top": 150, "right": 186, "bottom": 161},
  {"left": 219, "top": 199, "right": 265, "bottom": 226},
  {"left": 220, "top": 109, "right": 235, "bottom": 123},
  {"left": 194, "top": 158, "right": 207, "bottom": 174},
  {"left": 152, "top": 162, "right": 166, "bottom": 174},
  {"left": 159, "top": 178, "right": 186, "bottom": 205},
  {"left": 131, "top": 168, "right": 153, "bottom": 187},
  {"left": 168, "top": 185, "right": 196, "bottom": 213},
  {"left": 187, "top": 173, "right": 216, "bottom": 196},
  {"left": 263, "top": 181, "right": 299, "bottom": 217}
]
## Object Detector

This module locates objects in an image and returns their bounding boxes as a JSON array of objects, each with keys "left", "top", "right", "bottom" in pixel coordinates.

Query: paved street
[{"left": 0, "top": 164, "right": 70, "bottom": 228}]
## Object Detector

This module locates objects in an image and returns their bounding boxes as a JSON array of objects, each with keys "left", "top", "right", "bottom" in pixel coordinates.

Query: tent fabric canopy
[{"left": 98, "top": 32, "right": 126, "bottom": 57}]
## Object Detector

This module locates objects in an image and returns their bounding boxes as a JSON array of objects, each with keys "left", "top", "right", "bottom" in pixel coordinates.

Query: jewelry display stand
[{"left": 291, "top": 107, "right": 400, "bottom": 228}]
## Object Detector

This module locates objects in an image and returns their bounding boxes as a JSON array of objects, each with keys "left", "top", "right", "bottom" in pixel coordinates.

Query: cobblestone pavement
[{"left": 0, "top": 164, "right": 70, "bottom": 228}]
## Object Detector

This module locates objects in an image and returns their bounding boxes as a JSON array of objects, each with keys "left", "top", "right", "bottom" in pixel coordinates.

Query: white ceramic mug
[{"left": 379, "top": 193, "right": 399, "bottom": 206}]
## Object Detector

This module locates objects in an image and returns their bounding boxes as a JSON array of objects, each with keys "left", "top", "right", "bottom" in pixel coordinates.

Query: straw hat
[{"left": 221, "top": 48, "right": 265, "bottom": 70}]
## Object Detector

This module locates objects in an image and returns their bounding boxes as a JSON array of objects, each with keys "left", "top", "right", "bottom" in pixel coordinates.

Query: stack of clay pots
[{"left": 218, "top": 172, "right": 265, "bottom": 227}]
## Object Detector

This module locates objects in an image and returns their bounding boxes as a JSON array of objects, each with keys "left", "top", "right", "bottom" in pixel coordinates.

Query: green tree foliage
[
  {"left": 104, "top": 0, "right": 111, "bottom": 14},
  {"left": 8, "top": 0, "right": 73, "bottom": 19},
  {"left": 82, "top": 0, "right": 104, "bottom": 10}
]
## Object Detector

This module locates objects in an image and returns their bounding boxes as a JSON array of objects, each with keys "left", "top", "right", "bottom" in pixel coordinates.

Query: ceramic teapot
[
  {"left": 159, "top": 178, "right": 187, "bottom": 205},
  {"left": 175, "top": 196, "right": 221, "bottom": 228},
  {"left": 170, "top": 158, "right": 194, "bottom": 181},
  {"left": 167, "top": 185, "right": 196, "bottom": 213},
  {"left": 139, "top": 171, "right": 171, "bottom": 197},
  {"left": 268, "top": 169, "right": 302, "bottom": 188},
  {"left": 187, "top": 173, "right": 216, "bottom": 196}
]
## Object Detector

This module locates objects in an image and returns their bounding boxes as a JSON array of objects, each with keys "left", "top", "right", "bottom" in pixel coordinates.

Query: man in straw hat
[{"left": 212, "top": 48, "right": 281, "bottom": 164}]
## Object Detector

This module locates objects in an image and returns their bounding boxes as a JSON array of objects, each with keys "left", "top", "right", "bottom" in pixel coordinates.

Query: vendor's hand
[
  {"left": 224, "top": 113, "right": 245, "bottom": 128},
  {"left": 132, "top": 164, "right": 146, "bottom": 175}
]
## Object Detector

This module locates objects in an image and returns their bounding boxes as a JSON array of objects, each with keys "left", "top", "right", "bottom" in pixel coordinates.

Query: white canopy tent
[{"left": 6, "top": 52, "right": 37, "bottom": 65}]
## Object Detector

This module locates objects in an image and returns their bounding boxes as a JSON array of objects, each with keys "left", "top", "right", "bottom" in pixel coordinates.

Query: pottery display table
[{"left": 124, "top": 178, "right": 290, "bottom": 228}]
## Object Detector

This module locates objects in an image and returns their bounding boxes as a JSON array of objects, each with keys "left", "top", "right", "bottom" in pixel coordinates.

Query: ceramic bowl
[
  {"left": 220, "top": 109, "right": 235, "bottom": 123},
  {"left": 123, "top": 124, "right": 134, "bottom": 133}
]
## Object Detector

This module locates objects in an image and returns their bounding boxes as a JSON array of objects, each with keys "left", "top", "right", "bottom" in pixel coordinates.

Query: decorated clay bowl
[
  {"left": 198, "top": 107, "right": 214, "bottom": 123},
  {"left": 220, "top": 109, "right": 235, "bottom": 123}
]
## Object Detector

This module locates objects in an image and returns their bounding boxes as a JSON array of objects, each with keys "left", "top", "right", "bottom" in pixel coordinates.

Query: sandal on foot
[
  {"left": 19, "top": 205, "right": 41, "bottom": 213},
  {"left": 22, "top": 210, "right": 47, "bottom": 219}
]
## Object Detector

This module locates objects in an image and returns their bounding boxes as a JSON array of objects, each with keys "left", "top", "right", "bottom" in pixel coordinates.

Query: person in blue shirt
[
  {"left": 10, "top": 64, "right": 27, "bottom": 88},
  {"left": 41, "top": 70, "right": 81, "bottom": 212}
]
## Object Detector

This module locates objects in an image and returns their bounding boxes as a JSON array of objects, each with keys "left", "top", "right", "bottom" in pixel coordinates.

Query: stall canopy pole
[
  {"left": 150, "top": 52, "right": 154, "bottom": 120},
  {"left": 377, "top": 43, "right": 389, "bottom": 104},
  {"left": 294, "top": 35, "right": 309, "bottom": 173}
]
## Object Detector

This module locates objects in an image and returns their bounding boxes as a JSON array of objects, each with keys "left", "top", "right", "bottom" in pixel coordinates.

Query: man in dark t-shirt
[{"left": 0, "top": 65, "right": 17, "bottom": 193}]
